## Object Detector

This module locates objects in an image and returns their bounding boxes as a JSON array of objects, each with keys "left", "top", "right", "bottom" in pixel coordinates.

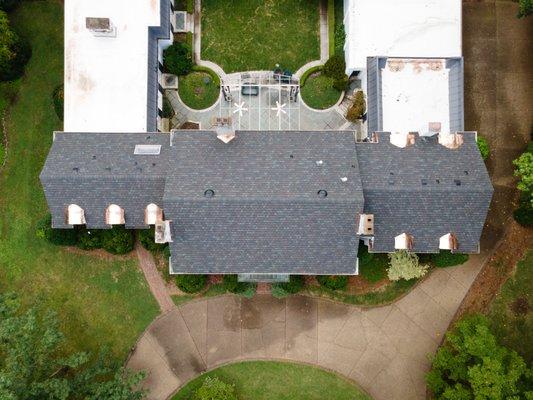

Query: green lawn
[
  {"left": 488, "top": 250, "right": 533, "bottom": 364},
  {"left": 301, "top": 72, "right": 341, "bottom": 110},
  {"left": 178, "top": 71, "right": 220, "bottom": 109},
  {"left": 201, "top": 0, "right": 320, "bottom": 73},
  {"left": 0, "top": 0, "right": 158, "bottom": 361},
  {"left": 172, "top": 361, "right": 371, "bottom": 400}
]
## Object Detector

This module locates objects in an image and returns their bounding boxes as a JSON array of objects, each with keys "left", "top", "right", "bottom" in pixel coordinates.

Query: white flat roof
[
  {"left": 381, "top": 59, "right": 450, "bottom": 134},
  {"left": 345, "top": 0, "right": 461, "bottom": 71},
  {"left": 64, "top": 0, "right": 161, "bottom": 133}
]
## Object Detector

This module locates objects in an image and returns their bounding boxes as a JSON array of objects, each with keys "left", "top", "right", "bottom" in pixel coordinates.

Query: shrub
[
  {"left": 0, "top": 19, "right": 31, "bottom": 82},
  {"left": 77, "top": 229, "right": 103, "bottom": 250},
  {"left": 138, "top": 227, "right": 167, "bottom": 253},
  {"left": 195, "top": 377, "right": 237, "bottom": 400},
  {"left": 299, "top": 65, "right": 322, "bottom": 87},
  {"left": 323, "top": 54, "right": 346, "bottom": 80},
  {"left": 334, "top": 23, "right": 345, "bottom": 55},
  {"left": 176, "top": 274, "right": 207, "bottom": 294},
  {"left": 346, "top": 91, "right": 365, "bottom": 122},
  {"left": 517, "top": 0, "right": 533, "bottom": 18},
  {"left": 100, "top": 226, "right": 134, "bottom": 255},
  {"left": 513, "top": 147, "right": 533, "bottom": 206},
  {"left": 317, "top": 275, "right": 348, "bottom": 291},
  {"left": 513, "top": 202, "right": 533, "bottom": 226},
  {"left": 430, "top": 251, "right": 469, "bottom": 268},
  {"left": 163, "top": 42, "right": 192, "bottom": 76},
  {"left": 222, "top": 275, "right": 256, "bottom": 297},
  {"left": 271, "top": 275, "right": 305, "bottom": 298},
  {"left": 52, "top": 84, "right": 63, "bottom": 121},
  {"left": 35, "top": 214, "right": 79, "bottom": 246},
  {"left": 426, "top": 315, "right": 532, "bottom": 399},
  {"left": 333, "top": 76, "right": 348, "bottom": 92},
  {"left": 0, "top": 0, "right": 21, "bottom": 11},
  {"left": 387, "top": 251, "right": 429, "bottom": 281},
  {"left": 477, "top": 136, "right": 490, "bottom": 161},
  {"left": 358, "top": 243, "right": 388, "bottom": 283}
]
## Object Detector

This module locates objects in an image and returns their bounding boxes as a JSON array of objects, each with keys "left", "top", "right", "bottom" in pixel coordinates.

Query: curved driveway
[{"left": 127, "top": 256, "right": 484, "bottom": 400}]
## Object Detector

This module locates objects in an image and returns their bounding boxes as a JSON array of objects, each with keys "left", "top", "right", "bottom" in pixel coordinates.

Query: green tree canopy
[
  {"left": 0, "top": 292, "right": 146, "bottom": 400},
  {"left": 387, "top": 250, "right": 428, "bottom": 281},
  {"left": 0, "top": 11, "right": 16, "bottom": 75},
  {"left": 426, "top": 315, "right": 533, "bottom": 400},
  {"left": 518, "top": 0, "right": 533, "bottom": 18},
  {"left": 513, "top": 150, "right": 533, "bottom": 206}
]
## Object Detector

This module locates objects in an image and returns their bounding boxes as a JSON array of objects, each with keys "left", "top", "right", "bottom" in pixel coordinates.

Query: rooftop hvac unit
[
  {"left": 86, "top": 17, "right": 117, "bottom": 37},
  {"left": 173, "top": 11, "right": 188, "bottom": 33},
  {"left": 161, "top": 73, "right": 178, "bottom": 89}
]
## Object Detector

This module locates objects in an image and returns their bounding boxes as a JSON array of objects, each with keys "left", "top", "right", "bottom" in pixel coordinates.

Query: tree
[
  {"left": 195, "top": 377, "right": 237, "bottom": 400},
  {"left": 346, "top": 90, "right": 366, "bottom": 121},
  {"left": 513, "top": 150, "right": 533, "bottom": 206},
  {"left": 0, "top": 11, "right": 31, "bottom": 81},
  {"left": 426, "top": 315, "right": 533, "bottom": 400},
  {"left": 323, "top": 54, "right": 346, "bottom": 80},
  {"left": 0, "top": 0, "right": 21, "bottom": 12},
  {"left": 0, "top": 292, "right": 146, "bottom": 400},
  {"left": 387, "top": 250, "right": 428, "bottom": 281},
  {"left": 163, "top": 42, "right": 192, "bottom": 76},
  {"left": 517, "top": 0, "right": 533, "bottom": 18}
]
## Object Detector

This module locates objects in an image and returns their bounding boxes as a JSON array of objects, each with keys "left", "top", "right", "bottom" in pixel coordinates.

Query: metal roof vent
[
  {"left": 66, "top": 204, "right": 86, "bottom": 225},
  {"left": 85, "top": 17, "right": 116, "bottom": 37},
  {"left": 340, "top": 177, "right": 348, "bottom": 183},
  {"left": 316, "top": 160, "right": 324, "bottom": 166},
  {"left": 134, "top": 144, "right": 161, "bottom": 155},
  {"left": 317, "top": 190, "right": 328, "bottom": 198},
  {"left": 204, "top": 189, "right": 215, "bottom": 198}
]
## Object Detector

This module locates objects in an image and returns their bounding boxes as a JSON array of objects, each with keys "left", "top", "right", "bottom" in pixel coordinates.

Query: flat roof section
[
  {"left": 381, "top": 59, "right": 450, "bottom": 135},
  {"left": 64, "top": 0, "right": 161, "bottom": 133},
  {"left": 344, "top": 0, "right": 462, "bottom": 71}
]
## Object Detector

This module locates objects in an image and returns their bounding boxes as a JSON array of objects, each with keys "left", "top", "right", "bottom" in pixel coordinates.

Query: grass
[
  {"left": 487, "top": 250, "right": 533, "bottom": 364},
  {"left": 172, "top": 361, "right": 371, "bottom": 400},
  {"left": 301, "top": 72, "right": 341, "bottom": 110},
  {"left": 201, "top": 0, "right": 320, "bottom": 73},
  {"left": 327, "top": 0, "right": 335, "bottom": 56},
  {"left": 0, "top": 0, "right": 159, "bottom": 361},
  {"left": 307, "top": 278, "right": 417, "bottom": 306},
  {"left": 358, "top": 244, "right": 388, "bottom": 283},
  {"left": 178, "top": 71, "right": 220, "bottom": 110}
]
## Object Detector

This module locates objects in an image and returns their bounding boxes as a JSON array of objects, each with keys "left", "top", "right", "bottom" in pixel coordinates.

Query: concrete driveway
[{"left": 127, "top": 256, "right": 483, "bottom": 400}]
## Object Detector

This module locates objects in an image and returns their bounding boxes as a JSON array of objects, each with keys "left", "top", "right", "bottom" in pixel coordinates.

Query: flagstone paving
[{"left": 127, "top": 254, "right": 486, "bottom": 400}]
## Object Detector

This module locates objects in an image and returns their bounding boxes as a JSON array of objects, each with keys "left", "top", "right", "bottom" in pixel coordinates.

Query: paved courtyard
[{"left": 127, "top": 255, "right": 485, "bottom": 400}]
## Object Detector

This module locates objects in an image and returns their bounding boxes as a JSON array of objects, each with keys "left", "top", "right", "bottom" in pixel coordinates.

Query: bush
[
  {"left": 513, "top": 202, "right": 533, "bottom": 226},
  {"left": 346, "top": 91, "right": 365, "bottom": 122},
  {"left": 0, "top": 26, "right": 31, "bottom": 82},
  {"left": 52, "top": 84, "right": 63, "bottom": 121},
  {"left": 513, "top": 147, "right": 533, "bottom": 207},
  {"left": 430, "top": 251, "right": 469, "bottom": 268},
  {"left": 317, "top": 275, "right": 348, "bottom": 291},
  {"left": 517, "top": 0, "right": 533, "bottom": 18},
  {"left": 195, "top": 377, "right": 237, "bottom": 400},
  {"left": 299, "top": 65, "right": 322, "bottom": 87},
  {"left": 0, "top": 0, "right": 21, "bottom": 11},
  {"left": 176, "top": 274, "right": 207, "bottom": 294},
  {"left": 387, "top": 251, "right": 429, "bottom": 281},
  {"left": 426, "top": 315, "right": 532, "bottom": 399},
  {"left": 358, "top": 243, "right": 388, "bottom": 283},
  {"left": 477, "top": 136, "right": 490, "bottom": 160},
  {"left": 334, "top": 23, "right": 345, "bottom": 55},
  {"left": 332, "top": 76, "right": 348, "bottom": 92},
  {"left": 222, "top": 275, "right": 256, "bottom": 297},
  {"left": 323, "top": 54, "right": 346, "bottom": 80},
  {"left": 77, "top": 229, "right": 103, "bottom": 250},
  {"left": 101, "top": 226, "right": 134, "bottom": 255},
  {"left": 271, "top": 275, "right": 305, "bottom": 298},
  {"left": 138, "top": 227, "right": 167, "bottom": 253},
  {"left": 35, "top": 214, "right": 79, "bottom": 246},
  {"left": 163, "top": 42, "right": 192, "bottom": 76}
]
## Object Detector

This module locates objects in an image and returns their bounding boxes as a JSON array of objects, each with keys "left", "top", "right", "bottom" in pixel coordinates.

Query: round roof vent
[
  {"left": 317, "top": 190, "right": 328, "bottom": 198},
  {"left": 204, "top": 189, "right": 215, "bottom": 198}
]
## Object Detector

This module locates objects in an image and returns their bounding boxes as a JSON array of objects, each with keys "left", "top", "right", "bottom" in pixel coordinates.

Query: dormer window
[
  {"left": 66, "top": 204, "right": 85, "bottom": 225},
  {"left": 439, "top": 233, "right": 458, "bottom": 251},
  {"left": 105, "top": 204, "right": 125, "bottom": 225},
  {"left": 145, "top": 203, "right": 163, "bottom": 225},
  {"left": 438, "top": 133, "right": 464, "bottom": 149},
  {"left": 395, "top": 233, "right": 414, "bottom": 250}
]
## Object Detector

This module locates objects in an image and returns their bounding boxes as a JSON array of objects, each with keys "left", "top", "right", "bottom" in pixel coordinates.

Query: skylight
[{"left": 134, "top": 144, "right": 161, "bottom": 155}]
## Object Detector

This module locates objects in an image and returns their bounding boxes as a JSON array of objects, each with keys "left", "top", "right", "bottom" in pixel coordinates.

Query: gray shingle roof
[{"left": 355, "top": 132, "right": 493, "bottom": 253}]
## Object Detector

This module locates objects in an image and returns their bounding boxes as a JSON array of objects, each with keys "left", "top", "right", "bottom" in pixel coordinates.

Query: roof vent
[
  {"left": 317, "top": 190, "right": 328, "bottom": 198},
  {"left": 357, "top": 214, "right": 374, "bottom": 235},
  {"left": 394, "top": 233, "right": 414, "bottom": 250},
  {"left": 134, "top": 144, "right": 161, "bottom": 155},
  {"left": 340, "top": 177, "right": 348, "bottom": 183},
  {"left": 316, "top": 160, "right": 323, "bottom": 166},
  {"left": 204, "top": 189, "right": 215, "bottom": 198},
  {"left": 454, "top": 179, "right": 461, "bottom": 186},
  {"left": 216, "top": 126, "right": 236, "bottom": 143},
  {"left": 85, "top": 17, "right": 116, "bottom": 37}
]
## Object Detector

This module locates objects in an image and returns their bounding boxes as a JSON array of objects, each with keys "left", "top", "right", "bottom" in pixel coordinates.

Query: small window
[{"left": 134, "top": 144, "right": 161, "bottom": 155}]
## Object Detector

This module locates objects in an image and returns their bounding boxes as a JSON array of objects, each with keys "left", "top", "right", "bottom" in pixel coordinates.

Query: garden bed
[
  {"left": 178, "top": 70, "right": 220, "bottom": 110},
  {"left": 300, "top": 70, "right": 343, "bottom": 110}
]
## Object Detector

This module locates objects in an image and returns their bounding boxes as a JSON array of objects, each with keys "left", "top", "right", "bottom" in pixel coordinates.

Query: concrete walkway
[{"left": 127, "top": 255, "right": 485, "bottom": 400}]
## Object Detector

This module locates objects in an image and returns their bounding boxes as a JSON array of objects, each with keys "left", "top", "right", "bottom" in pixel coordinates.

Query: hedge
[
  {"left": 317, "top": 275, "right": 348, "bottom": 291},
  {"left": 323, "top": 54, "right": 346, "bottom": 80},
  {"left": 513, "top": 202, "right": 533, "bottom": 227},
  {"left": 299, "top": 65, "right": 322, "bottom": 87},
  {"left": 0, "top": 34, "right": 31, "bottom": 82},
  {"left": 35, "top": 214, "right": 78, "bottom": 246},
  {"left": 138, "top": 227, "right": 168, "bottom": 253},
  {"left": 222, "top": 274, "right": 256, "bottom": 297},
  {"left": 430, "top": 251, "right": 469, "bottom": 268},
  {"left": 77, "top": 229, "right": 103, "bottom": 250},
  {"left": 100, "top": 226, "right": 134, "bottom": 255},
  {"left": 52, "top": 84, "right": 63, "bottom": 121},
  {"left": 176, "top": 274, "right": 207, "bottom": 294},
  {"left": 358, "top": 243, "right": 388, "bottom": 283},
  {"left": 271, "top": 275, "right": 305, "bottom": 298}
]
